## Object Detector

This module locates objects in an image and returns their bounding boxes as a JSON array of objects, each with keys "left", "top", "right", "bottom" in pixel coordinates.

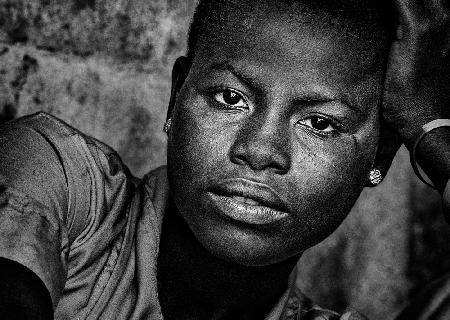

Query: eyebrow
[
  {"left": 209, "top": 61, "right": 265, "bottom": 94},
  {"left": 208, "top": 60, "right": 362, "bottom": 114}
]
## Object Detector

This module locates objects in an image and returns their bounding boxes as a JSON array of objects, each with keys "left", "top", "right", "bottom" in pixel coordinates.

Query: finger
[
  {"left": 394, "top": 0, "right": 423, "bottom": 36},
  {"left": 395, "top": 0, "right": 423, "bottom": 22},
  {"left": 396, "top": 0, "right": 450, "bottom": 21},
  {"left": 427, "top": 0, "right": 450, "bottom": 11},
  {"left": 395, "top": 0, "right": 450, "bottom": 39},
  {"left": 424, "top": 0, "right": 450, "bottom": 18}
]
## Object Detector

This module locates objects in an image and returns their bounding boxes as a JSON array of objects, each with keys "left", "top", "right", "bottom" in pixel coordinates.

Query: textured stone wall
[
  {"left": 1, "top": 1, "right": 450, "bottom": 319},
  {"left": 0, "top": 0, "right": 196, "bottom": 176}
]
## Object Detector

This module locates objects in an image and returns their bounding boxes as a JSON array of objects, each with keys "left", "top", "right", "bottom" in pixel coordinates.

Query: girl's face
[{"left": 167, "top": 3, "right": 388, "bottom": 266}]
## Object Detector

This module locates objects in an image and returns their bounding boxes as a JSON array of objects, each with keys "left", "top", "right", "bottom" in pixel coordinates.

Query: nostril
[
  {"left": 271, "top": 160, "right": 290, "bottom": 175},
  {"left": 230, "top": 154, "right": 249, "bottom": 166}
]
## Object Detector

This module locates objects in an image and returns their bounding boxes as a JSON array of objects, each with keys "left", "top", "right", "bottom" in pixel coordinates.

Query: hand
[{"left": 383, "top": 0, "right": 450, "bottom": 149}]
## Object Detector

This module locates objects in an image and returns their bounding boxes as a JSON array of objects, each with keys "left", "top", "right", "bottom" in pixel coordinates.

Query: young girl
[{"left": 0, "top": 0, "right": 449, "bottom": 319}]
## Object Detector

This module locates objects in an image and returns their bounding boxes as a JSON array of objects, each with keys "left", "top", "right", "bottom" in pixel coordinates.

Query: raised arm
[
  {"left": 383, "top": 0, "right": 450, "bottom": 200},
  {"left": 382, "top": 1, "right": 450, "bottom": 318}
]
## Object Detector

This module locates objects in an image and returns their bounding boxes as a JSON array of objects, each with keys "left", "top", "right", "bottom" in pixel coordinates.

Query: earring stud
[
  {"left": 163, "top": 118, "right": 172, "bottom": 134},
  {"left": 369, "top": 168, "right": 383, "bottom": 186}
]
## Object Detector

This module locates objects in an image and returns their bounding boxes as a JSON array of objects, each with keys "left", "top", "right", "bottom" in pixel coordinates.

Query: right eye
[{"left": 212, "top": 89, "right": 248, "bottom": 109}]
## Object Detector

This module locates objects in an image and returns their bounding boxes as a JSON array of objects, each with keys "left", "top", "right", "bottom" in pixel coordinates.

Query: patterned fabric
[{"left": 0, "top": 112, "right": 366, "bottom": 319}]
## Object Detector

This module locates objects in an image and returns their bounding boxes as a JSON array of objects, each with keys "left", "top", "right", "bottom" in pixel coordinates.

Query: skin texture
[
  {"left": 158, "top": 2, "right": 400, "bottom": 318},
  {"left": 383, "top": 0, "right": 450, "bottom": 192},
  {"left": 159, "top": 1, "right": 400, "bottom": 319},
  {"left": 166, "top": 1, "right": 395, "bottom": 267},
  {"left": 382, "top": 1, "right": 450, "bottom": 317},
  {"left": 383, "top": 0, "right": 450, "bottom": 145},
  {"left": 0, "top": 258, "right": 53, "bottom": 320},
  {"left": 2, "top": 1, "right": 450, "bottom": 319}
]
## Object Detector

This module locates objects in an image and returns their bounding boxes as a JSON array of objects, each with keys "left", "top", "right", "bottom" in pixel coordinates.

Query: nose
[{"left": 229, "top": 113, "right": 291, "bottom": 174}]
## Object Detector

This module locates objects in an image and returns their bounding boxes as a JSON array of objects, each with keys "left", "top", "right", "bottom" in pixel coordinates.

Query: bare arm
[
  {"left": 0, "top": 258, "right": 53, "bottom": 319},
  {"left": 383, "top": 0, "right": 450, "bottom": 193},
  {"left": 382, "top": 1, "right": 450, "bottom": 318}
]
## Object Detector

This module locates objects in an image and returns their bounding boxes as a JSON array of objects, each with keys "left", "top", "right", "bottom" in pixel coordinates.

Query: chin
[
  {"left": 212, "top": 246, "right": 286, "bottom": 267},
  {"left": 195, "top": 225, "right": 302, "bottom": 267}
]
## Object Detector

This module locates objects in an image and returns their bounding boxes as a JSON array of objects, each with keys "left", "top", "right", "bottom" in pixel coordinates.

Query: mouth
[{"left": 207, "top": 178, "right": 290, "bottom": 225}]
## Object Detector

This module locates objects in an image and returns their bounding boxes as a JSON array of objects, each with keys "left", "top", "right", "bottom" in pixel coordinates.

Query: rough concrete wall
[
  {"left": 0, "top": 0, "right": 197, "bottom": 176},
  {"left": 1, "top": 1, "right": 450, "bottom": 319}
]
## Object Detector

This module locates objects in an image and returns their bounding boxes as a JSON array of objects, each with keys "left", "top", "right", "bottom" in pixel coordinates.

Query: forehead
[
  {"left": 196, "top": 0, "right": 384, "bottom": 67},
  {"left": 191, "top": 1, "right": 385, "bottom": 108}
]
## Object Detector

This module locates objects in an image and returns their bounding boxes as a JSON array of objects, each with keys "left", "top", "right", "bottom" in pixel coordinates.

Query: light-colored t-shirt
[{"left": 0, "top": 112, "right": 374, "bottom": 319}]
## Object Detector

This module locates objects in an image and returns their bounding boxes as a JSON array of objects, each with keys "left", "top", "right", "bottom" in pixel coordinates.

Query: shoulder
[
  {"left": 2, "top": 111, "right": 118, "bottom": 159},
  {"left": 2, "top": 111, "right": 131, "bottom": 177},
  {"left": 0, "top": 112, "right": 138, "bottom": 240}
]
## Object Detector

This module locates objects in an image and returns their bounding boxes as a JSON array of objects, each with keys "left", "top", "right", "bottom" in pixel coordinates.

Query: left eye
[
  {"left": 212, "top": 89, "right": 247, "bottom": 108},
  {"left": 298, "top": 116, "right": 336, "bottom": 133}
]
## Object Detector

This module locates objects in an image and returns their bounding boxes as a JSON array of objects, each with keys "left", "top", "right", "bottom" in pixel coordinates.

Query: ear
[
  {"left": 167, "top": 56, "right": 192, "bottom": 121},
  {"left": 368, "top": 120, "right": 402, "bottom": 187}
]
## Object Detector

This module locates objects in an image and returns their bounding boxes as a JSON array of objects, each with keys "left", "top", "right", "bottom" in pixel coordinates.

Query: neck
[{"left": 157, "top": 199, "right": 300, "bottom": 320}]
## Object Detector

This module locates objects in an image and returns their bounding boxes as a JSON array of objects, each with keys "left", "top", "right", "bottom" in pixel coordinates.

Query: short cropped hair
[{"left": 186, "top": 0, "right": 396, "bottom": 61}]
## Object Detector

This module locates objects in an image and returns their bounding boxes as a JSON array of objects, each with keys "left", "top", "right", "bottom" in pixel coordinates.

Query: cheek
[
  {"left": 170, "top": 113, "right": 225, "bottom": 170},
  {"left": 283, "top": 134, "right": 377, "bottom": 248},
  {"left": 167, "top": 97, "right": 235, "bottom": 198},
  {"left": 167, "top": 91, "right": 380, "bottom": 263}
]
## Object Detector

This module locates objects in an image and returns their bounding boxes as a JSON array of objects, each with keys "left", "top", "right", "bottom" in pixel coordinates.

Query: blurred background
[{"left": 0, "top": 0, "right": 449, "bottom": 319}]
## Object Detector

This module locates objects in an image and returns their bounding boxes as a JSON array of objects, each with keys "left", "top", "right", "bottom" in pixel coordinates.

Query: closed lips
[{"left": 210, "top": 178, "right": 289, "bottom": 213}]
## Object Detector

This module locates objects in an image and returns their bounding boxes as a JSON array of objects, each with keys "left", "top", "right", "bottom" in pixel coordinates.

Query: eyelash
[
  {"left": 210, "top": 88, "right": 249, "bottom": 110},
  {"left": 296, "top": 115, "right": 342, "bottom": 137},
  {"left": 209, "top": 88, "right": 343, "bottom": 137}
]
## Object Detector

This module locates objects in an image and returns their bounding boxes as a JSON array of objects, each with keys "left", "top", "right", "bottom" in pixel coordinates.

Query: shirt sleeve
[
  {"left": 0, "top": 112, "right": 118, "bottom": 308},
  {"left": 0, "top": 118, "right": 69, "bottom": 307}
]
